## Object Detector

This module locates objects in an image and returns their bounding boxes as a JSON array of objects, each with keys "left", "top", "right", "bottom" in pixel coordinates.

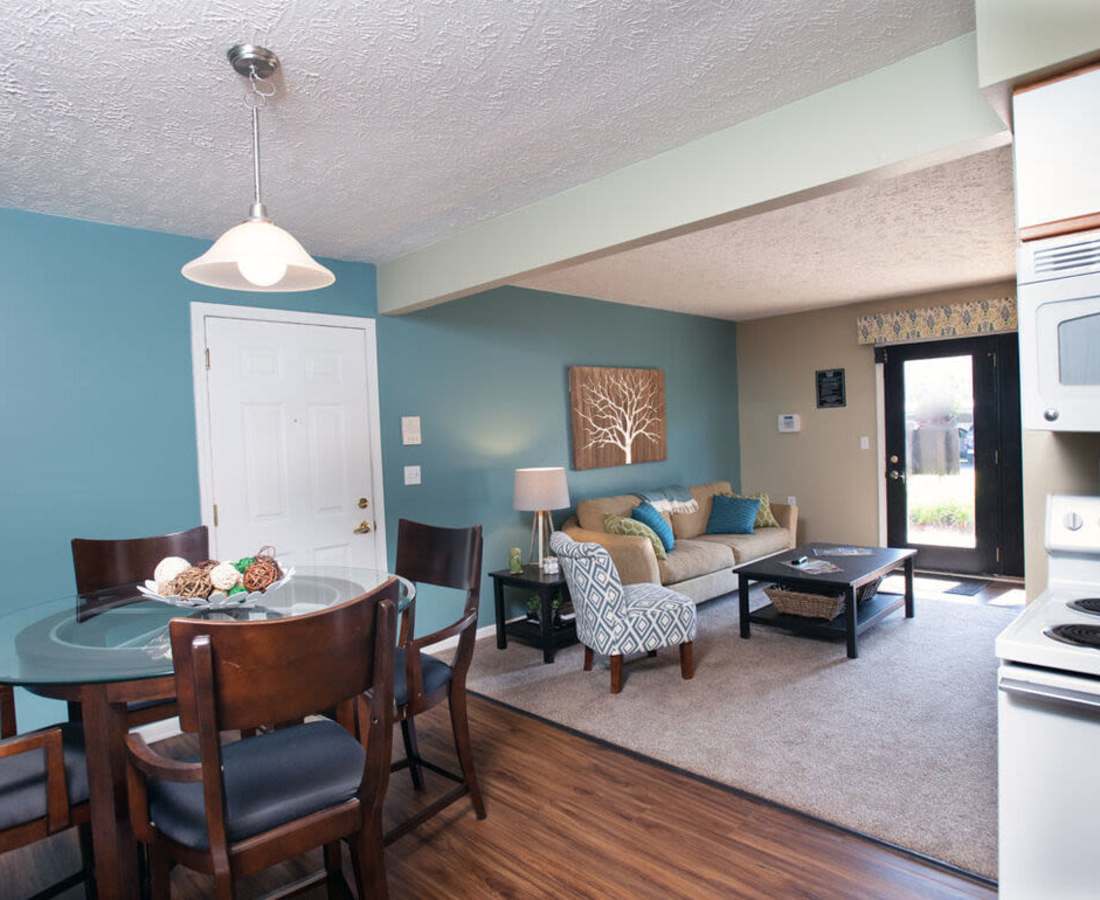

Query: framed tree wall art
[{"left": 569, "top": 366, "right": 667, "bottom": 470}]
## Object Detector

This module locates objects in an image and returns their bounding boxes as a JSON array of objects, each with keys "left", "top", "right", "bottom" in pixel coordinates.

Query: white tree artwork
[{"left": 569, "top": 366, "right": 667, "bottom": 470}]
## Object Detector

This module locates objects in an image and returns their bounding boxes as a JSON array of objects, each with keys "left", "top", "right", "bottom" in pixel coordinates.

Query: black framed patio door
[{"left": 880, "top": 334, "right": 1023, "bottom": 577}]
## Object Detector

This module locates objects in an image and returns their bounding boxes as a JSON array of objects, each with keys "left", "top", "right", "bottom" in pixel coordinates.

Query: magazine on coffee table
[
  {"left": 781, "top": 558, "right": 842, "bottom": 575},
  {"left": 813, "top": 546, "right": 874, "bottom": 557}
]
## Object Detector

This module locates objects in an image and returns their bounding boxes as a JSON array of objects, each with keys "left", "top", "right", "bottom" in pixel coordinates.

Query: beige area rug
[{"left": 467, "top": 588, "right": 1014, "bottom": 880}]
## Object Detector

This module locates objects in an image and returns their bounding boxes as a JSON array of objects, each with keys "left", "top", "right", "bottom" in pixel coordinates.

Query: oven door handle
[{"left": 999, "top": 677, "right": 1100, "bottom": 712}]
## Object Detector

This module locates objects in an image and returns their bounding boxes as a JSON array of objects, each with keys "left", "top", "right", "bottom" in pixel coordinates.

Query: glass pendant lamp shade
[{"left": 181, "top": 219, "right": 335, "bottom": 292}]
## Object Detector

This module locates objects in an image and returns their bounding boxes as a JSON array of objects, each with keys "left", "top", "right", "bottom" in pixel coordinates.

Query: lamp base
[{"left": 527, "top": 510, "right": 555, "bottom": 569}]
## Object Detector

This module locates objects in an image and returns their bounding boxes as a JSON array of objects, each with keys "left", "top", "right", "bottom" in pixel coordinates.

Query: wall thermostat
[{"left": 778, "top": 414, "right": 801, "bottom": 433}]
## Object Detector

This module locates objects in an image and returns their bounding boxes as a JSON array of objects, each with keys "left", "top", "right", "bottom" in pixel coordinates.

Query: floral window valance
[{"left": 856, "top": 297, "right": 1017, "bottom": 346}]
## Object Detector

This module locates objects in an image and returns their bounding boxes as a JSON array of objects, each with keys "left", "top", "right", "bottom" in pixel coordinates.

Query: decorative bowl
[{"left": 137, "top": 564, "right": 294, "bottom": 610}]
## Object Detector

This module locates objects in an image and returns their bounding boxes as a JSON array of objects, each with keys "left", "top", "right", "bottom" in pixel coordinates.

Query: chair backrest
[
  {"left": 170, "top": 578, "right": 399, "bottom": 734},
  {"left": 71, "top": 526, "right": 209, "bottom": 595},
  {"left": 549, "top": 532, "right": 625, "bottom": 641},
  {"left": 395, "top": 519, "right": 482, "bottom": 596}
]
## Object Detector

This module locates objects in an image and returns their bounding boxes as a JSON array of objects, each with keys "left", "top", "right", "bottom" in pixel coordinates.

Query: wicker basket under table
[{"left": 764, "top": 577, "right": 884, "bottom": 621}]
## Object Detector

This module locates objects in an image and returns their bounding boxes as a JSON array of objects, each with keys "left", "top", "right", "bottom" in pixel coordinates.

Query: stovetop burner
[
  {"left": 1068, "top": 598, "right": 1100, "bottom": 616},
  {"left": 1046, "top": 623, "right": 1100, "bottom": 648}
]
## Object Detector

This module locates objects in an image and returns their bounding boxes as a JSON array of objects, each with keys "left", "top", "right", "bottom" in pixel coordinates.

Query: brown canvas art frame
[{"left": 569, "top": 366, "right": 667, "bottom": 470}]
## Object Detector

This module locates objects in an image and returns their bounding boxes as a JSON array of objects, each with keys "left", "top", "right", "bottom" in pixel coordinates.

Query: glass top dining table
[{"left": 0, "top": 566, "right": 414, "bottom": 687}]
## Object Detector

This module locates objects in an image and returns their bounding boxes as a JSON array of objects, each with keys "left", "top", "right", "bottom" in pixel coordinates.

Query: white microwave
[{"left": 1018, "top": 229, "right": 1100, "bottom": 431}]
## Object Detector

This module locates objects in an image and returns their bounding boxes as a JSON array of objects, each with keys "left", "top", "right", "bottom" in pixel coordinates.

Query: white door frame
[{"left": 190, "top": 302, "right": 388, "bottom": 570}]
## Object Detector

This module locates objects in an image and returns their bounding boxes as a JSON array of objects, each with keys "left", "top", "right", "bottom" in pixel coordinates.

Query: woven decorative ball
[
  {"left": 242, "top": 557, "right": 280, "bottom": 592},
  {"left": 209, "top": 561, "right": 242, "bottom": 592},
  {"left": 153, "top": 556, "right": 190, "bottom": 585},
  {"left": 173, "top": 565, "right": 213, "bottom": 599},
  {"left": 194, "top": 560, "right": 219, "bottom": 573},
  {"left": 157, "top": 578, "right": 179, "bottom": 596}
]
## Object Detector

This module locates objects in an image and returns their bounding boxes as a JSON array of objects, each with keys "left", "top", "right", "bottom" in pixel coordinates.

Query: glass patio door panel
[
  {"left": 883, "top": 334, "right": 1023, "bottom": 577},
  {"left": 902, "top": 355, "right": 976, "bottom": 549}
]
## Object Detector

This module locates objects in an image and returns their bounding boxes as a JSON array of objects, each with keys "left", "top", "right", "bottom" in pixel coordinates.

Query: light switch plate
[
  {"left": 859, "top": 435, "right": 871, "bottom": 450},
  {"left": 404, "top": 465, "right": 421, "bottom": 486},
  {"left": 401, "top": 416, "right": 422, "bottom": 446}
]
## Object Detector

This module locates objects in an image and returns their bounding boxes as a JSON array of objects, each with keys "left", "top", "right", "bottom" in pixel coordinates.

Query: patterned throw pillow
[
  {"left": 724, "top": 491, "right": 781, "bottom": 529},
  {"left": 631, "top": 502, "right": 676, "bottom": 552},
  {"left": 603, "top": 514, "right": 668, "bottom": 560},
  {"left": 707, "top": 495, "right": 760, "bottom": 535}
]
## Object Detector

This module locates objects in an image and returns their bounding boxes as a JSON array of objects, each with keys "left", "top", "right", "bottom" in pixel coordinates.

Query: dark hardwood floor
[{"left": 3, "top": 694, "right": 991, "bottom": 899}]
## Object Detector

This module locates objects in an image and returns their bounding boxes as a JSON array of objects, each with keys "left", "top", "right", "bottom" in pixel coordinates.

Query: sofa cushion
[
  {"left": 671, "top": 481, "right": 733, "bottom": 540},
  {"left": 657, "top": 539, "right": 735, "bottom": 585},
  {"left": 632, "top": 502, "right": 675, "bottom": 552},
  {"left": 604, "top": 514, "right": 667, "bottom": 560},
  {"left": 576, "top": 494, "right": 641, "bottom": 532},
  {"left": 707, "top": 495, "right": 760, "bottom": 535},
  {"left": 694, "top": 527, "right": 793, "bottom": 564},
  {"left": 728, "top": 491, "right": 781, "bottom": 529}
]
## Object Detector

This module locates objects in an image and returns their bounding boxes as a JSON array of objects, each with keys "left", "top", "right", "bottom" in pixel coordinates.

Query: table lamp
[{"left": 513, "top": 467, "right": 571, "bottom": 569}]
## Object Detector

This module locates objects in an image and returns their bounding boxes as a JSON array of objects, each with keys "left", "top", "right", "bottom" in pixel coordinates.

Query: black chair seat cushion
[
  {"left": 148, "top": 719, "right": 364, "bottom": 850},
  {"left": 0, "top": 723, "right": 88, "bottom": 831},
  {"left": 394, "top": 648, "right": 453, "bottom": 707}
]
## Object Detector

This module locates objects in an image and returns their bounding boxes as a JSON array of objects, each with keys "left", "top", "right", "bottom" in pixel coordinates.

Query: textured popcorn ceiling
[
  {"left": 516, "top": 146, "right": 1016, "bottom": 320},
  {"left": 1, "top": 1, "right": 975, "bottom": 263}
]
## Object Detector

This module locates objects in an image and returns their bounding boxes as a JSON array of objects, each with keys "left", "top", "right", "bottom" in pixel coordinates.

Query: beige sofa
[{"left": 562, "top": 481, "right": 798, "bottom": 604}]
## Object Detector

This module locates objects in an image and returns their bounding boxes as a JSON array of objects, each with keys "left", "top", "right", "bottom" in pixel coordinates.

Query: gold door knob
[
  {"left": 354, "top": 521, "right": 372, "bottom": 534},
  {"left": 358, "top": 498, "right": 369, "bottom": 509}
]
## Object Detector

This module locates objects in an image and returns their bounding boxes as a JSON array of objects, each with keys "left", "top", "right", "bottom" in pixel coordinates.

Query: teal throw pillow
[
  {"left": 707, "top": 495, "right": 760, "bottom": 535},
  {"left": 631, "top": 502, "right": 675, "bottom": 552}
]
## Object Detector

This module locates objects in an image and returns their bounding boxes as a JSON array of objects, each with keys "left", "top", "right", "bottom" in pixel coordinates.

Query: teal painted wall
[
  {"left": 0, "top": 208, "right": 739, "bottom": 729},
  {"left": 376, "top": 286, "right": 740, "bottom": 633}
]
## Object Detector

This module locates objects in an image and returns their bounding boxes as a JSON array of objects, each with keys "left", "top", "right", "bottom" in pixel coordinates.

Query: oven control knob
[
  {"left": 1063, "top": 511, "right": 1084, "bottom": 531},
  {"left": 1044, "top": 408, "right": 1060, "bottom": 422}
]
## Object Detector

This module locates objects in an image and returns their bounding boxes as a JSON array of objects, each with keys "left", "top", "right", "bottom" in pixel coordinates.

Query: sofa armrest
[
  {"left": 770, "top": 502, "right": 799, "bottom": 546},
  {"left": 561, "top": 517, "right": 661, "bottom": 585}
]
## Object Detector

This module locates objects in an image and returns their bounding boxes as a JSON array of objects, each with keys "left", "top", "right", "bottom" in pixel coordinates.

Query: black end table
[
  {"left": 737, "top": 543, "right": 917, "bottom": 659},
  {"left": 489, "top": 566, "right": 575, "bottom": 663}
]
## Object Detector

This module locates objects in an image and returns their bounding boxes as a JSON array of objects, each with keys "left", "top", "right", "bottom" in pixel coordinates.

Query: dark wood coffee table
[{"left": 737, "top": 543, "right": 916, "bottom": 659}]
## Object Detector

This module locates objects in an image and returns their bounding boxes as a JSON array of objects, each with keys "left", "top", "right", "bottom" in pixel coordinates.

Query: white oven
[{"left": 1018, "top": 229, "right": 1100, "bottom": 431}]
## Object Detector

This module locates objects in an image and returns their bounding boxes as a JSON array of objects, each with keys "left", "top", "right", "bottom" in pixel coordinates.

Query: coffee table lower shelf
[{"left": 749, "top": 591, "right": 906, "bottom": 642}]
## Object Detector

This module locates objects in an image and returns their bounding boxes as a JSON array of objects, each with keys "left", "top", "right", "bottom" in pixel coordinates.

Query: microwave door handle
[{"left": 999, "top": 677, "right": 1100, "bottom": 713}]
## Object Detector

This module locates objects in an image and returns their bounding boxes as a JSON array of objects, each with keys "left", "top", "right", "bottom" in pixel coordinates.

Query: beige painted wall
[
  {"left": 736, "top": 281, "right": 1016, "bottom": 546},
  {"left": 737, "top": 279, "right": 1100, "bottom": 597}
]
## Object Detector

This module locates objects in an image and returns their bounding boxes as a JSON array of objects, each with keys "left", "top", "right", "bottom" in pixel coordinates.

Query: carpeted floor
[{"left": 466, "top": 587, "right": 1015, "bottom": 880}]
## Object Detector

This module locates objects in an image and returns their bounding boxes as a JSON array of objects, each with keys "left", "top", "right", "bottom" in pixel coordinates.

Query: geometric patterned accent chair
[{"left": 550, "top": 532, "right": 697, "bottom": 694}]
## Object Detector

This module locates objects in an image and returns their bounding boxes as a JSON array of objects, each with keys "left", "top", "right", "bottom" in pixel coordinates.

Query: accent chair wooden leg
[
  {"left": 400, "top": 717, "right": 424, "bottom": 791},
  {"left": 647, "top": 649, "right": 657, "bottom": 658},
  {"left": 449, "top": 685, "right": 486, "bottom": 819},
  {"left": 610, "top": 654, "right": 623, "bottom": 694},
  {"left": 680, "top": 642, "right": 695, "bottom": 680},
  {"left": 583, "top": 646, "right": 593, "bottom": 671}
]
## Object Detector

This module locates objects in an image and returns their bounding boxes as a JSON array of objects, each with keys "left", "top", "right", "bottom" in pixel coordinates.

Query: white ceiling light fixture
[{"left": 182, "top": 45, "right": 334, "bottom": 292}]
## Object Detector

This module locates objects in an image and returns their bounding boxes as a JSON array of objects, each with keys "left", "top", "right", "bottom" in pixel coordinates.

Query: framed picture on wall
[
  {"left": 816, "top": 368, "right": 846, "bottom": 408},
  {"left": 569, "top": 366, "right": 667, "bottom": 470}
]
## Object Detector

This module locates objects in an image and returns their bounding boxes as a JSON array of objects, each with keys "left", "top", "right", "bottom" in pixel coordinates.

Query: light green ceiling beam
[{"left": 378, "top": 33, "right": 1008, "bottom": 315}]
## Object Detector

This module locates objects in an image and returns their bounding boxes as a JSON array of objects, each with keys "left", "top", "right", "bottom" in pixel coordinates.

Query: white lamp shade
[
  {"left": 514, "top": 467, "right": 570, "bottom": 511},
  {"left": 182, "top": 219, "right": 335, "bottom": 292}
]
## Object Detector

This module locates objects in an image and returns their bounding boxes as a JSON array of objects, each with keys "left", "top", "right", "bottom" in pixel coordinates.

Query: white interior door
[{"left": 197, "top": 310, "right": 384, "bottom": 570}]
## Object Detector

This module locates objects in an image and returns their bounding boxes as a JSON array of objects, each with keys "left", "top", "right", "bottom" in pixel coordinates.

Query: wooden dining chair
[
  {"left": 125, "top": 579, "right": 398, "bottom": 899},
  {"left": 0, "top": 685, "right": 95, "bottom": 898},
  {"left": 70, "top": 526, "right": 209, "bottom": 728},
  {"left": 388, "top": 519, "right": 486, "bottom": 844}
]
